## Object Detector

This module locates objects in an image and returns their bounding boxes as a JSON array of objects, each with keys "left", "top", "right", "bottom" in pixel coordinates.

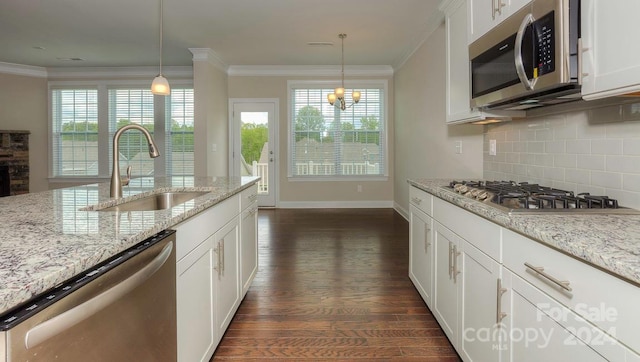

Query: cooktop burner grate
[{"left": 443, "top": 180, "right": 638, "bottom": 214}]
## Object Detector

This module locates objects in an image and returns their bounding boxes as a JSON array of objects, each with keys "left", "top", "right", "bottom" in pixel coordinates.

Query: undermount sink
[{"left": 97, "top": 191, "right": 209, "bottom": 212}]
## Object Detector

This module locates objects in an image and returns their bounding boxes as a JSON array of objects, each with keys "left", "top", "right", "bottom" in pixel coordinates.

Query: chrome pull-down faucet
[{"left": 110, "top": 124, "right": 160, "bottom": 198}]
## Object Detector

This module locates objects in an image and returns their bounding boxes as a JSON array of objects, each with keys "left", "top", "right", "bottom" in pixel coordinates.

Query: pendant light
[
  {"left": 151, "top": 0, "right": 170, "bottom": 95},
  {"left": 327, "top": 34, "right": 360, "bottom": 110}
]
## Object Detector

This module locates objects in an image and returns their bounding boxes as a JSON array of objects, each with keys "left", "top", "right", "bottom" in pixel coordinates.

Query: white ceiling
[{"left": 0, "top": 0, "right": 442, "bottom": 70}]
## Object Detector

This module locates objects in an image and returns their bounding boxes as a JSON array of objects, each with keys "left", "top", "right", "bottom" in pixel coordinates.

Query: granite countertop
[
  {"left": 0, "top": 176, "right": 260, "bottom": 315},
  {"left": 408, "top": 179, "right": 640, "bottom": 287}
]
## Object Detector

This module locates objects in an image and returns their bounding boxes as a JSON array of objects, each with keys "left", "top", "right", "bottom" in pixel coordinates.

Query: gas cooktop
[{"left": 442, "top": 180, "right": 640, "bottom": 215}]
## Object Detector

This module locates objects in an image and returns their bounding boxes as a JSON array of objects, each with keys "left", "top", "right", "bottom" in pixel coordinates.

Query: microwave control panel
[{"left": 534, "top": 11, "right": 555, "bottom": 78}]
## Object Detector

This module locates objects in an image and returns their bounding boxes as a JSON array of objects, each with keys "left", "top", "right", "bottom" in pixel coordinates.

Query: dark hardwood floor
[{"left": 212, "top": 208, "right": 460, "bottom": 361}]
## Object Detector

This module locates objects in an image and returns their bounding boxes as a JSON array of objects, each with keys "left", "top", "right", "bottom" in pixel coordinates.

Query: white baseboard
[
  {"left": 394, "top": 201, "right": 409, "bottom": 221},
  {"left": 276, "top": 200, "right": 394, "bottom": 209}
]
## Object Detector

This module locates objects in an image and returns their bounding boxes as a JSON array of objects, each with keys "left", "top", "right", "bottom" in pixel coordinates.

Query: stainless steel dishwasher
[{"left": 1, "top": 230, "right": 176, "bottom": 361}]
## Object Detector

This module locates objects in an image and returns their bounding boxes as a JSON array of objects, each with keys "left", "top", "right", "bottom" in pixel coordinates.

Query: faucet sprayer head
[{"left": 148, "top": 143, "right": 160, "bottom": 158}]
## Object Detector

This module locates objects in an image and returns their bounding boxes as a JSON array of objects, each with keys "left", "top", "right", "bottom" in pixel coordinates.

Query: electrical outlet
[
  {"left": 489, "top": 139, "right": 497, "bottom": 156},
  {"left": 455, "top": 141, "right": 463, "bottom": 154},
  {"left": 211, "top": 143, "right": 217, "bottom": 152},
  {"left": 357, "top": 184, "right": 362, "bottom": 192}
]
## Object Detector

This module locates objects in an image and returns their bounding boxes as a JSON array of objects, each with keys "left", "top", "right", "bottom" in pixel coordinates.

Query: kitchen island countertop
[
  {"left": 408, "top": 179, "right": 640, "bottom": 287},
  {"left": 0, "top": 176, "right": 259, "bottom": 315}
]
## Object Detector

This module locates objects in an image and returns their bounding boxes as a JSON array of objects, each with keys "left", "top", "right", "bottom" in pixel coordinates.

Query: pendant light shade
[{"left": 151, "top": 0, "right": 170, "bottom": 95}]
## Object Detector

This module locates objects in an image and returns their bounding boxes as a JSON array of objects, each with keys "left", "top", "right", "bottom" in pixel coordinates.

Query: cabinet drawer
[
  {"left": 240, "top": 184, "right": 258, "bottom": 211},
  {"left": 503, "top": 228, "right": 640, "bottom": 354},
  {"left": 175, "top": 195, "right": 240, "bottom": 261},
  {"left": 433, "top": 197, "right": 501, "bottom": 262},
  {"left": 409, "top": 186, "right": 432, "bottom": 216}
]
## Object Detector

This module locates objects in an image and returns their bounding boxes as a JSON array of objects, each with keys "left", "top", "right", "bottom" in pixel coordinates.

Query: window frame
[
  {"left": 287, "top": 79, "right": 389, "bottom": 182},
  {"left": 48, "top": 79, "right": 194, "bottom": 183}
]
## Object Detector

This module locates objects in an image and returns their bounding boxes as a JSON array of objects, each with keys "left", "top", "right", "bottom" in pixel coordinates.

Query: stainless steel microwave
[{"left": 469, "top": 0, "right": 581, "bottom": 110}]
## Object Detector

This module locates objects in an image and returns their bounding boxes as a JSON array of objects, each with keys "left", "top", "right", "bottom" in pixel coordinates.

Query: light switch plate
[{"left": 489, "top": 139, "right": 497, "bottom": 156}]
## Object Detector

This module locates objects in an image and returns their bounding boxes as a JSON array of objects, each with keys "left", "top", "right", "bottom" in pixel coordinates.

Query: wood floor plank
[{"left": 211, "top": 209, "right": 460, "bottom": 361}]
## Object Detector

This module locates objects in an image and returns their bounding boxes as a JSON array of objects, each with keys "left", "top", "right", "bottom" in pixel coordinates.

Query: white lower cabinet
[
  {"left": 459, "top": 239, "right": 502, "bottom": 362},
  {"left": 176, "top": 235, "right": 217, "bottom": 362},
  {"left": 501, "top": 269, "right": 624, "bottom": 361},
  {"left": 174, "top": 190, "right": 257, "bottom": 362},
  {"left": 409, "top": 204, "right": 433, "bottom": 307},
  {"left": 213, "top": 218, "right": 240, "bottom": 337},
  {"left": 240, "top": 186, "right": 258, "bottom": 295},
  {"left": 432, "top": 221, "right": 461, "bottom": 345}
]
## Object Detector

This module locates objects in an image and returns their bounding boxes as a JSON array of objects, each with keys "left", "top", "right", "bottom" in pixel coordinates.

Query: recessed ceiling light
[
  {"left": 56, "top": 57, "right": 85, "bottom": 61},
  {"left": 307, "top": 42, "right": 334, "bottom": 47},
  {"left": 32, "top": 46, "right": 45, "bottom": 50}
]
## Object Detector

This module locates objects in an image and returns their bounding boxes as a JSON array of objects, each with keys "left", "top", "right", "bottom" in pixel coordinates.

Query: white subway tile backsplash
[
  {"left": 566, "top": 139, "right": 591, "bottom": 154},
  {"left": 606, "top": 156, "right": 640, "bottom": 174},
  {"left": 527, "top": 141, "right": 545, "bottom": 153},
  {"left": 591, "top": 171, "right": 622, "bottom": 189},
  {"left": 623, "top": 139, "right": 640, "bottom": 156},
  {"left": 591, "top": 139, "right": 623, "bottom": 155},
  {"left": 554, "top": 154, "right": 577, "bottom": 168},
  {"left": 505, "top": 129, "right": 520, "bottom": 142},
  {"left": 565, "top": 169, "right": 590, "bottom": 184},
  {"left": 535, "top": 154, "right": 554, "bottom": 167},
  {"left": 577, "top": 155, "right": 605, "bottom": 171},
  {"left": 513, "top": 164, "right": 527, "bottom": 176},
  {"left": 543, "top": 167, "right": 565, "bottom": 181},
  {"left": 623, "top": 174, "right": 640, "bottom": 192},
  {"left": 545, "top": 140, "right": 565, "bottom": 153},
  {"left": 554, "top": 119, "right": 577, "bottom": 140}
]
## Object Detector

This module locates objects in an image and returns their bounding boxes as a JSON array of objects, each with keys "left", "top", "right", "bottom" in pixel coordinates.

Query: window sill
[{"left": 287, "top": 175, "right": 389, "bottom": 182}]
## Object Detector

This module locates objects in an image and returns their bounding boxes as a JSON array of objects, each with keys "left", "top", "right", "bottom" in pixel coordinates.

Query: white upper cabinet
[
  {"left": 441, "top": 0, "right": 522, "bottom": 124},
  {"left": 581, "top": 0, "right": 640, "bottom": 100},
  {"left": 467, "top": 0, "right": 530, "bottom": 44}
]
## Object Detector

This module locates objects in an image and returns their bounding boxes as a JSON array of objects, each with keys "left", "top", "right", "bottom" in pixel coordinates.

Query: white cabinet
[
  {"left": 468, "top": 0, "right": 530, "bottom": 44},
  {"left": 432, "top": 221, "right": 461, "bottom": 345},
  {"left": 239, "top": 185, "right": 258, "bottom": 295},
  {"left": 409, "top": 187, "right": 434, "bottom": 307},
  {"left": 1, "top": 331, "right": 5, "bottom": 362},
  {"left": 213, "top": 218, "right": 240, "bottom": 337},
  {"left": 501, "top": 269, "right": 624, "bottom": 361},
  {"left": 409, "top": 205, "right": 433, "bottom": 307},
  {"left": 174, "top": 194, "right": 244, "bottom": 362},
  {"left": 440, "top": 0, "right": 522, "bottom": 124},
  {"left": 580, "top": 0, "right": 640, "bottom": 100},
  {"left": 176, "top": 234, "right": 217, "bottom": 362},
  {"left": 458, "top": 239, "right": 502, "bottom": 362}
]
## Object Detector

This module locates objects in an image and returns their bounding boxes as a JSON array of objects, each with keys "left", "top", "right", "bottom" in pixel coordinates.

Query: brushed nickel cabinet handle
[
  {"left": 524, "top": 262, "right": 572, "bottom": 291},
  {"left": 220, "top": 239, "right": 225, "bottom": 276},
  {"left": 424, "top": 225, "right": 431, "bottom": 252},
  {"left": 411, "top": 196, "right": 422, "bottom": 205},
  {"left": 448, "top": 241, "right": 454, "bottom": 279},
  {"left": 496, "top": 278, "right": 507, "bottom": 324},
  {"left": 452, "top": 245, "right": 461, "bottom": 284}
]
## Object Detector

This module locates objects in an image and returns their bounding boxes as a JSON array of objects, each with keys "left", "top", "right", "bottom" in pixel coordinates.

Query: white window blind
[
  {"left": 108, "top": 89, "right": 156, "bottom": 177},
  {"left": 167, "top": 89, "right": 194, "bottom": 176},
  {"left": 51, "top": 89, "right": 99, "bottom": 176},
  {"left": 290, "top": 86, "right": 385, "bottom": 177}
]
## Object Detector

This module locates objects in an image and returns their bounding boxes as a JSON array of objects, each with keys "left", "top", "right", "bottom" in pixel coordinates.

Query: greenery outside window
[
  {"left": 289, "top": 81, "right": 387, "bottom": 179},
  {"left": 50, "top": 86, "right": 194, "bottom": 179}
]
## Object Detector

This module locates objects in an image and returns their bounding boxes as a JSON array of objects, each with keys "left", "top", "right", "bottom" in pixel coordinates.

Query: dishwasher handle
[{"left": 24, "top": 241, "right": 173, "bottom": 349}]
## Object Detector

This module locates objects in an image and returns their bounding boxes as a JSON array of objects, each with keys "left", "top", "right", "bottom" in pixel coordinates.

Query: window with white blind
[
  {"left": 289, "top": 81, "right": 387, "bottom": 179},
  {"left": 50, "top": 86, "right": 194, "bottom": 178}
]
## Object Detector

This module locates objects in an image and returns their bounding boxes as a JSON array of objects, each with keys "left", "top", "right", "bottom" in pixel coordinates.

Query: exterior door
[{"left": 229, "top": 99, "right": 277, "bottom": 207}]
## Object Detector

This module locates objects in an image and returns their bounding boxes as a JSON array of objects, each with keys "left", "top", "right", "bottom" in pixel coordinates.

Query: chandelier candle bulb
[
  {"left": 327, "top": 93, "right": 337, "bottom": 105},
  {"left": 335, "top": 87, "right": 345, "bottom": 100}
]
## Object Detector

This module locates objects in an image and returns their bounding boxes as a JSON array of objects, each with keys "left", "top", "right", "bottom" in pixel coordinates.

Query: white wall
[
  {"left": 393, "top": 23, "right": 484, "bottom": 216},
  {"left": 484, "top": 103, "right": 640, "bottom": 209}
]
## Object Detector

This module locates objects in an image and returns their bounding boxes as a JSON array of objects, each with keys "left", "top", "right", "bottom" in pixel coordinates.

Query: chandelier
[{"left": 327, "top": 34, "right": 360, "bottom": 110}]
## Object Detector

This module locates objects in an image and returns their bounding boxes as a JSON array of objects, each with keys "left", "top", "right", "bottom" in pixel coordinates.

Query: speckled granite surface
[
  {"left": 0, "top": 176, "right": 259, "bottom": 315},
  {"left": 408, "top": 179, "right": 640, "bottom": 287}
]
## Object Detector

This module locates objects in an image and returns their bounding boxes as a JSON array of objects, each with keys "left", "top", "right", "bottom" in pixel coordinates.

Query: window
[
  {"left": 289, "top": 82, "right": 386, "bottom": 178},
  {"left": 51, "top": 86, "right": 194, "bottom": 178}
]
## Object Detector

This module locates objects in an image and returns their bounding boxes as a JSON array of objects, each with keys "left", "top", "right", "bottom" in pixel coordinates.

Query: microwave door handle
[{"left": 514, "top": 13, "right": 537, "bottom": 91}]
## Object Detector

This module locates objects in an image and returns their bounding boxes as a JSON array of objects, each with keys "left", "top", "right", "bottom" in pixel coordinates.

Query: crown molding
[
  {"left": 227, "top": 65, "right": 394, "bottom": 77},
  {"left": 392, "top": 6, "right": 446, "bottom": 70},
  {"left": 189, "top": 48, "right": 228, "bottom": 72},
  {"left": 0, "top": 62, "right": 48, "bottom": 78},
  {"left": 45, "top": 66, "right": 193, "bottom": 79}
]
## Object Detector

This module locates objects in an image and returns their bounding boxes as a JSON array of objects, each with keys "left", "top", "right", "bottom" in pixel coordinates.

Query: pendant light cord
[
  {"left": 340, "top": 33, "right": 346, "bottom": 89},
  {"left": 159, "top": 0, "right": 163, "bottom": 75}
]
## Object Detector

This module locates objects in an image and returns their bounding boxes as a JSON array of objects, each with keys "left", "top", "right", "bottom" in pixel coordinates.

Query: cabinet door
[
  {"left": 468, "top": 0, "right": 497, "bottom": 43},
  {"left": 214, "top": 217, "right": 241, "bottom": 340},
  {"left": 459, "top": 240, "right": 502, "bottom": 362},
  {"left": 240, "top": 205, "right": 258, "bottom": 296},
  {"left": 177, "top": 237, "right": 217, "bottom": 362},
  {"left": 409, "top": 205, "right": 433, "bottom": 307},
  {"left": 502, "top": 270, "right": 623, "bottom": 362},
  {"left": 432, "top": 222, "right": 460, "bottom": 345},
  {"left": 581, "top": 0, "right": 640, "bottom": 100}
]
